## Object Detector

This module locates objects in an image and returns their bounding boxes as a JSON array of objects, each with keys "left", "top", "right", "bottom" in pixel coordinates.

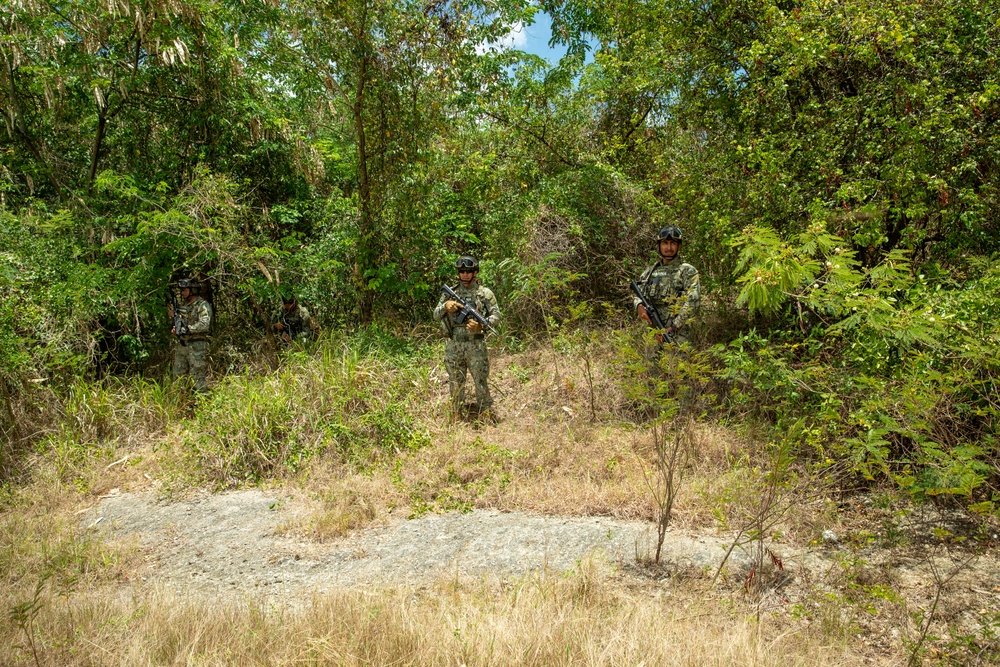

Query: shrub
[{"left": 185, "top": 332, "right": 433, "bottom": 486}]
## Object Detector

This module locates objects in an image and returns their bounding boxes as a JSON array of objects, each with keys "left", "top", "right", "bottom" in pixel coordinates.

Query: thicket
[{"left": 2, "top": 0, "right": 998, "bottom": 507}]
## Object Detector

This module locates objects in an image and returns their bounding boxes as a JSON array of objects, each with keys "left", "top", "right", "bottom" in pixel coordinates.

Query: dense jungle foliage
[{"left": 2, "top": 0, "right": 998, "bottom": 506}]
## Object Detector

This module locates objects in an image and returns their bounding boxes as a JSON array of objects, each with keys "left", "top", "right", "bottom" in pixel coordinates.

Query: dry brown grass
[
  {"left": 277, "top": 467, "right": 405, "bottom": 540},
  {"left": 1, "top": 562, "right": 882, "bottom": 666},
  {"left": 279, "top": 340, "right": 835, "bottom": 544},
  {"left": 8, "top": 337, "right": 973, "bottom": 665}
]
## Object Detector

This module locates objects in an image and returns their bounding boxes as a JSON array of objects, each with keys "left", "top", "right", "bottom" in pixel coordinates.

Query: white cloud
[{"left": 476, "top": 21, "right": 528, "bottom": 55}]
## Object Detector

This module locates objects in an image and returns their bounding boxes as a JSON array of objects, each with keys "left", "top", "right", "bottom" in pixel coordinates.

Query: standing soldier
[
  {"left": 633, "top": 225, "right": 701, "bottom": 346},
  {"left": 168, "top": 278, "right": 213, "bottom": 393},
  {"left": 274, "top": 293, "right": 313, "bottom": 343},
  {"left": 433, "top": 256, "right": 501, "bottom": 419}
]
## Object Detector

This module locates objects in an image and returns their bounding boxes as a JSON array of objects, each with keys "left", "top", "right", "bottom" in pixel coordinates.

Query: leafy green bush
[
  {"left": 721, "top": 225, "right": 1000, "bottom": 503},
  {"left": 185, "top": 333, "right": 432, "bottom": 486}
]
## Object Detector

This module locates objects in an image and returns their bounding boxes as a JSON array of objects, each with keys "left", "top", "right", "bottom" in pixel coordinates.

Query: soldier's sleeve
[
  {"left": 632, "top": 265, "right": 654, "bottom": 311},
  {"left": 187, "top": 299, "right": 213, "bottom": 334},
  {"left": 672, "top": 265, "right": 701, "bottom": 329},
  {"left": 432, "top": 294, "right": 449, "bottom": 321},
  {"left": 481, "top": 288, "right": 500, "bottom": 327}
]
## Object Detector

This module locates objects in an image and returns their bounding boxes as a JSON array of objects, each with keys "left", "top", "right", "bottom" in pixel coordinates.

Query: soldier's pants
[
  {"left": 173, "top": 340, "right": 209, "bottom": 393},
  {"left": 444, "top": 337, "right": 492, "bottom": 409}
]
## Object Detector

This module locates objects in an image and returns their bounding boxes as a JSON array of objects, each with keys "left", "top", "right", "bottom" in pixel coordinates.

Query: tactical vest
[{"left": 442, "top": 285, "right": 494, "bottom": 340}]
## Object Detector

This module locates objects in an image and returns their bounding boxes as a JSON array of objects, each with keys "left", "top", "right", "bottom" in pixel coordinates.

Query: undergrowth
[
  {"left": 0, "top": 562, "right": 868, "bottom": 667},
  {"left": 185, "top": 338, "right": 434, "bottom": 486},
  {"left": 3, "top": 327, "right": 1000, "bottom": 665}
]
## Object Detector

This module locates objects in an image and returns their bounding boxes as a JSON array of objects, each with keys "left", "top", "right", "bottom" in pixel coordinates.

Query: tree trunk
[
  {"left": 352, "top": 53, "right": 375, "bottom": 325},
  {"left": 87, "top": 112, "right": 108, "bottom": 194},
  {"left": 2, "top": 55, "right": 64, "bottom": 199}
]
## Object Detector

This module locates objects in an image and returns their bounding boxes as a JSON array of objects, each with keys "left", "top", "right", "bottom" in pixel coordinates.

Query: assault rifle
[
  {"left": 630, "top": 280, "right": 674, "bottom": 343},
  {"left": 278, "top": 312, "right": 302, "bottom": 341},
  {"left": 280, "top": 314, "right": 297, "bottom": 339},
  {"left": 170, "top": 290, "right": 189, "bottom": 346},
  {"left": 441, "top": 284, "right": 497, "bottom": 335}
]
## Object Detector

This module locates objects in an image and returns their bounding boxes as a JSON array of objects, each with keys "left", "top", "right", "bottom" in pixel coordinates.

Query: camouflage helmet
[
  {"left": 657, "top": 225, "right": 683, "bottom": 242},
  {"left": 177, "top": 278, "right": 199, "bottom": 289},
  {"left": 455, "top": 255, "right": 479, "bottom": 271}
]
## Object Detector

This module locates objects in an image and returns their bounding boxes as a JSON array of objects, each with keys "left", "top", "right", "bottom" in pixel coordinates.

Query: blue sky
[
  {"left": 507, "top": 11, "right": 569, "bottom": 63},
  {"left": 477, "top": 9, "right": 597, "bottom": 66}
]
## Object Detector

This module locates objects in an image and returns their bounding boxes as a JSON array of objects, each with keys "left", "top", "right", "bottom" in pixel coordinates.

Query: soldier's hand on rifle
[
  {"left": 637, "top": 304, "right": 652, "bottom": 325},
  {"left": 466, "top": 320, "right": 484, "bottom": 333},
  {"left": 653, "top": 326, "right": 675, "bottom": 344},
  {"left": 445, "top": 300, "right": 462, "bottom": 314},
  {"left": 168, "top": 306, "right": 175, "bottom": 318}
]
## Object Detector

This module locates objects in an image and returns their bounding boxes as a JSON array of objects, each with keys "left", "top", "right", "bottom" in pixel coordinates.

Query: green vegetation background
[{"left": 1, "top": 0, "right": 998, "bottom": 507}]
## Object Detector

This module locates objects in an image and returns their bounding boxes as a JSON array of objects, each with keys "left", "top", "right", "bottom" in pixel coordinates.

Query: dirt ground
[
  {"left": 83, "top": 489, "right": 771, "bottom": 597},
  {"left": 74, "top": 487, "right": 1000, "bottom": 665}
]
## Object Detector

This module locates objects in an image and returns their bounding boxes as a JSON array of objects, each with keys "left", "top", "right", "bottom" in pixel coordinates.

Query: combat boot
[{"left": 477, "top": 406, "right": 498, "bottom": 425}]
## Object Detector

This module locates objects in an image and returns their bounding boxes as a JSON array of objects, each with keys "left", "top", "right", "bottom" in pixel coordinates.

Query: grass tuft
[{"left": 1, "top": 566, "right": 869, "bottom": 666}]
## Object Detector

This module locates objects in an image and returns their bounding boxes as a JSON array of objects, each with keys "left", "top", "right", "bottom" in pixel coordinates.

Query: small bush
[{"left": 185, "top": 333, "right": 433, "bottom": 486}]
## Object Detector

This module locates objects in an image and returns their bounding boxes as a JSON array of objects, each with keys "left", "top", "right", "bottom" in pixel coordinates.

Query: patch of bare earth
[
  {"left": 84, "top": 489, "right": 760, "bottom": 597},
  {"left": 79, "top": 486, "right": 1000, "bottom": 666}
]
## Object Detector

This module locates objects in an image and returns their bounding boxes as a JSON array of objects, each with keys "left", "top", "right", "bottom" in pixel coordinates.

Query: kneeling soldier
[{"left": 274, "top": 293, "right": 313, "bottom": 343}]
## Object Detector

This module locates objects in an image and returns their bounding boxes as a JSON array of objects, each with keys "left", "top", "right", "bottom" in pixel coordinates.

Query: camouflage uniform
[
  {"left": 276, "top": 303, "right": 313, "bottom": 342},
  {"left": 632, "top": 255, "right": 700, "bottom": 345},
  {"left": 173, "top": 295, "right": 213, "bottom": 392},
  {"left": 433, "top": 283, "right": 501, "bottom": 410}
]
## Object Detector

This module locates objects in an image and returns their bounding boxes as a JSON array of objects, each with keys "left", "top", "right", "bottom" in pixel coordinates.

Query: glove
[
  {"left": 445, "top": 300, "right": 462, "bottom": 314},
  {"left": 466, "top": 320, "right": 484, "bottom": 333}
]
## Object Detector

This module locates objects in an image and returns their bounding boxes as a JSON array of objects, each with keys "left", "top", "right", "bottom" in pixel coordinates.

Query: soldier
[
  {"left": 168, "top": 278, "right": 213, "bottom": 393},
  {"left": 633, "top": 225, "right": 701, "bottom": 346},
  {"left": 433, "top": 256, "right": 501, "bottom": 418},
  {"left": 274, "top": 293, "right": 313, "bottom": 343}
]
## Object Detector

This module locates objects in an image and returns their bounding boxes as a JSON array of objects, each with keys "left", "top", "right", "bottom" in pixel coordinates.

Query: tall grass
[
  {"left": 186, "top": 335, "right": 436, "bottom": 486},
  {"left": 0, "top": 330, "right": 956, "bottom": 665},
  {"left": 2, "top": 375, "right": 185, "bottom": 484},
  {"left": 0, "top": 565, "right": 873, "bottom": 666}
]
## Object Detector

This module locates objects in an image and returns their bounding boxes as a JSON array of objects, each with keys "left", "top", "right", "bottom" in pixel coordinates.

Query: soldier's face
[
  {"left": 658, "top": 239, "right": 680, "bottom": 260},
  {"left": 458, "top": 269, "right": 476, "bottom": 286},
  {"left": 181, "top": 287, "right": 192, "bottom": 300}
]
